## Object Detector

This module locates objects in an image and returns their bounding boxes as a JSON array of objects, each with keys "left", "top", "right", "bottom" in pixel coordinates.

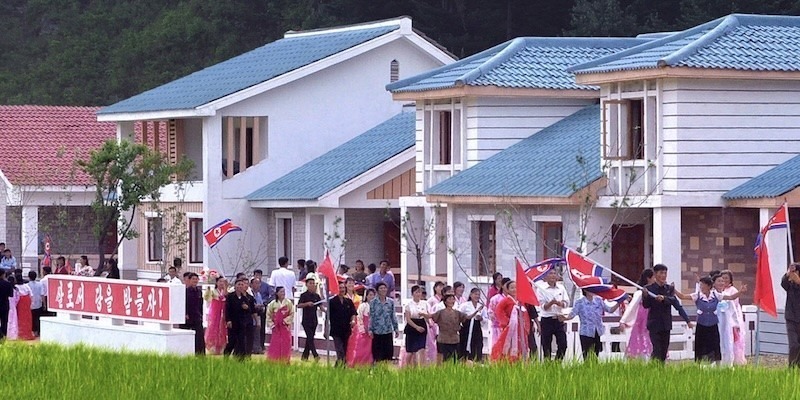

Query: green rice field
[{"left": 0, "top": 343, "right": 796, "bottom": 399}]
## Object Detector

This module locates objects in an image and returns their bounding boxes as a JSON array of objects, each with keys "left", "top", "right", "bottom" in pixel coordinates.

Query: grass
[{"left": 0, "top": 343, "right": 797, "bottom": 399}]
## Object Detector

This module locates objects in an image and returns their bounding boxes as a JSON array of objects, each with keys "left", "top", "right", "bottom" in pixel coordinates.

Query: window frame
[
  {"left": 469, "top": 216, "right": 496, "bottom": 277},
  {"left": 187, "top": 215, "right": 204, "bottom": 265},
  {"left": 146, "top": 217, "right": 164, "bottom": 263},
  {"left": 275, "top": 212, "right": 293, "bottom": 262}
]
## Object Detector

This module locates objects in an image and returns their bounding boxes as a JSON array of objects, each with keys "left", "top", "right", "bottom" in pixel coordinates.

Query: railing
[{"left": 249, "top": 293, "right": 760, "bottom": 361}]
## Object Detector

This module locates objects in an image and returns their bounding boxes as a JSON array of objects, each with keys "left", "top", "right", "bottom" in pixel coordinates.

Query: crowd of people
[
  {"left": 4, "top": 247, "right": 799, "bottom": 369},
  {"left": 162, "top": 255, "right": 779, "bottom": 367}
]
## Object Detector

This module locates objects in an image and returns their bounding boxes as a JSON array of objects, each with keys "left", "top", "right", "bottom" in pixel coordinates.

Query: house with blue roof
[
  {"left": 386, "top": 36, "right": 648, "bottom": 294},
  {"left": 567, "top": 14, "right": 800, "bottom": 326},
  {"left": 97, "top": 17, "right": 455, "bottom": 279}
]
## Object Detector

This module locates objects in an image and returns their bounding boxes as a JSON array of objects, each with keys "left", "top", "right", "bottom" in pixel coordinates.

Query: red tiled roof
[{"left": 0, "top": 106, "right": 117, "bottom": 186}]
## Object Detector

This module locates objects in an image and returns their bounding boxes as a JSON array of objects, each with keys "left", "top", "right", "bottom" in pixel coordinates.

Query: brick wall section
[
  {"left": 5, "top": 206, "right": 21, "bottom": 256},
  {"left": 344, "top": 208, "right": 389, "bottom": 267},
  {"left": 681, "top": 207, "right": 759, "bottom": 304},
  {"left": 39, "top": 206, "right": 97, "bottom": 255}
]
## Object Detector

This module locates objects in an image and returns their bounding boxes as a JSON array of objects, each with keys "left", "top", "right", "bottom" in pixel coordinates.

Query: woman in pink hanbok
[
  {"left": 204, "top": 278, "right": 228, "bottom": 354},
  {"left": 266, "top": 286, "right": 294, "bottom": 363},
  {"left": 620, "top": 269, "right": 654, "bottom": 359},
  {"left": 15, "top": 283, "right": 33, "bottom": 340},
  {"left": 488, "top": 278, "right": 511, "bottom": 349},
  {"left": 717, "top": 270, "right": 747, "bottom": 366},
  {"left": 347, "top": 288, "right": 375, "bottom": 367},
  {"left": 425, "top": 282, "right": 445, "bottom": 364},
  {"left": 6, "top": 283, "right": 19, "bottom": 340}
]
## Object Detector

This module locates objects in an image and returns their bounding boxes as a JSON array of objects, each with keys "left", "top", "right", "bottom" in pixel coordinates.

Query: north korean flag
[{"left": 203, "top": 219, "right": 242, "bottom": 248}]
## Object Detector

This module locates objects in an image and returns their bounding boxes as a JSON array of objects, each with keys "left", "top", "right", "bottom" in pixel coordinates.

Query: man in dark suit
[
  {"left": 782, "top": 262, "right": 800, "bottom": 367},
  {"left": 181, "top": 272, "right": 205, "bottom": 355},
  {"left": 329, "top": 282, "right": 356, "bottom": 366},
  {"left": 642, "top": 264, "right": 693, "bottom": 362},
  {"left": 226, "top": 278, "right": 257, "bottom": 360},
  {"left": 0, "top": 270, "right": 13, "bottom": 339}
]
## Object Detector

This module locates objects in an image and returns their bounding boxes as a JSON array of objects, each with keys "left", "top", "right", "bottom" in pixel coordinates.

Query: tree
[
  {"left": 564, "top": 0, "right": 637, "bottom": 37},
  {"left": 77, "top": 139, "right": 192, "bottom": 274}
]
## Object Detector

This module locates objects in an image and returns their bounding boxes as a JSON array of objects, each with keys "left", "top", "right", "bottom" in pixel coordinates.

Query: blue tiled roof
[
  {"left": 426, "top": 105, "right": 601, "bottom": 197},
  {"left": 247, "top": 112, "right": 415, "bottom": 201},
  {"left": 723, "top": 154, "right": 800, "bottom": 199},
  {"left": 571, "top": 14, "right": 800, "bottom": 74},
  {"left": 387, "top": 38, "right": 649, "bottom": 93},
  {"left": 99, "top": 25, "right": 399, "bottom": 115}
]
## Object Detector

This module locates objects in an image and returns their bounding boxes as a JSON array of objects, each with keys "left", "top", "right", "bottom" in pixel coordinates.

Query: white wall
[
  {"left": 219, "top": 39, "right": 444, "bottom": 199},
  {"left": 466, "top": 97, "right": 596, "bottom": 165},
  {"left": 414, "top": 96, "right": 595, "bottom": 192},
  {"left": 661, "top": 78, "right": 800, "bottom": 196}
]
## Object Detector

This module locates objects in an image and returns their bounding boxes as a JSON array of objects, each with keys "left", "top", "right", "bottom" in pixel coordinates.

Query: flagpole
[{"left": 785, "top": 201, "right": 795, "bottom": 263}]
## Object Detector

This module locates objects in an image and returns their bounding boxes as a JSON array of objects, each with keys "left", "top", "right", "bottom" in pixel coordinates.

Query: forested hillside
[{"left": 1, "top": 0, "right": 798, "bottom": 106}]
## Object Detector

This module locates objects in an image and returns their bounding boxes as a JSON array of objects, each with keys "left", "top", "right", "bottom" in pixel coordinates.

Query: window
[
  {"left": 539, "top": 222, "right": 563, "bottom": 260},
  {"left": 222, "top": 116, "right": 267, "bottom": 178},
  {"left": 602, "top": 99, "right": 648, "bottom": 160},
  {"left": 427, "top": 108, "right": 461, "bottom": 166},
  {"left": 471, "top": 220, "right": 496, "bottom": 276},
  {"left": 390, "top": 59, "right": 399, "bottom": 83},
  {"left": 188, "top": 218, "right": 203, "bottom": 264},
  {"left": 438, "top": 111, "right": 452, "bottom": 164},
  {"left": 147, "top": 217, "right": 164, "bottom": 262},
  {"left": 276, "top": 216, "right": 292, "bottom": 261}
]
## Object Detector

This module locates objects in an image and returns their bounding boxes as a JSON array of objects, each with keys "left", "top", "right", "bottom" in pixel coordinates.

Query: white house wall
[
  {"left": 466, "top": 97, "right": 596, "bottom": 166},
  {"left": 219, "top": 39, "right": 445, "bottom": 199},
  {"left": 447, "top": 204, "right": 584, "bottom": 290},
  {"left": 661, "top": 78, "right": 800, "bottom": 196}
]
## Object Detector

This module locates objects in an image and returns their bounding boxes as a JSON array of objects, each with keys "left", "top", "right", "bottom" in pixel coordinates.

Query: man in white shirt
[
  {"left": 268, "top": 256, "right": 297, "bottom": 299},
  {"left": 27, "top": 271, "right": 45, "bottom": 336},
  {"left": 536, "top": 268, "right": 568, "bottom": 360},
  {"left": 164, "top": 266, "right": 183, "bottom": 284}
]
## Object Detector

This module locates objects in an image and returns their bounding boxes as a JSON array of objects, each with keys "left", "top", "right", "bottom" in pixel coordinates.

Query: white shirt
[
  {"left": 27, "top": 280, "right": 44, "bottom": 309},
  {"left": 458, "top": 301, "right": 487, "bottom": 321},
  {"left": 39, "top": 275, "right": 50, "bottom": 298},
  {"left": 404, "top": 299, "right": 428, "bottom": 319},
  {"left": 168, "top": 276, "right": 183, "bottom": 285},
  {"left": 269, "top": 267, "right": 297, "bottom": 294},
  {"left": 537, "top": 284, "right": 568, "bottom": 318}
]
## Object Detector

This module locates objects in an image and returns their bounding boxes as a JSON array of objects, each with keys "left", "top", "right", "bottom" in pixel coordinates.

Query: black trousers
[
  {"left": 302, "top": 324, "right": 319, "bottom": 359},
  {"left": 259, "top": 311, "right": 267, "bottom": 349},
  {"left": 332, "top": 333, "right": 350, "bottom": 365},
  {"left": 372, "top": 333, "right": 394, "bottom": 362},
  {"left": 228, "top": 323, "right": 253, "bottom": 360},
  {"left": 649, "top": 330, "right": 670, "bottom": 362},
  {"left": 579, "top": 333, "right": 602, "bottom": 360},
  {"left": 540, "top": 317, "right": 567, "bottom": 360},
  {"left": 788, "top": 320, "right": 800, "bottom": 367},
  {"left": 180, "top": 322, "right": 206, "bottom": 355},
  {"left": 0, "top": 305, "right": 8, "bottom": 339},
  {"left": 31, "top": 307, "right": 43, "bottom": 335}
]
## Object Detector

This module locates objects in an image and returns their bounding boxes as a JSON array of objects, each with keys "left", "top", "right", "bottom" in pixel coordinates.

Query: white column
[
  {"left": 445, "top": 204, "right": 455, "bottom": 286},
  {"left": 399, "top": 203, "right": 409, "bottom": 301},
  {"left": 117, "top": 209, "right": 138, "bottom": 280},
  {"left": 761, "top": 207, "right": 788, "bottom": 310},
  {"left": 652, "top": 207, "right": 682, "bottom": 286},
  {"left": 20, "top": 205, "right": 38, "bottom": 269},
  {"left": 202, "top": 115, "right": 222, "bottom": 272}
]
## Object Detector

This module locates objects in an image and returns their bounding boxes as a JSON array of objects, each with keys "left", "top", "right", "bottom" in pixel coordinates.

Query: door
[
  {"left": 383, "top": 220, "right": 401, "bottom": 276},
  {"left": 611, "top": 224, "right": 645, "bottom": 285}
]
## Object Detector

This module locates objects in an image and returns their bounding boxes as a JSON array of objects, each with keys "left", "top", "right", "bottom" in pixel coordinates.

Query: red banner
[{"left": 46, "top": 276, "right": 178, "bottom": 323}]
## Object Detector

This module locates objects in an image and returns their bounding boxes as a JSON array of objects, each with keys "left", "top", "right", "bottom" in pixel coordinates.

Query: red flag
[
  {"left": 318, "top": 250, "right": 339, "bottom": 295},
  {"left": 515, "top": 258, "right": 539, "bottom": 306},
  {"left": 754, "top": 203, "right": 787, "bottom": 318},
  {"left": 203, "top": 219, "right": 242, "bottom": 248}
]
